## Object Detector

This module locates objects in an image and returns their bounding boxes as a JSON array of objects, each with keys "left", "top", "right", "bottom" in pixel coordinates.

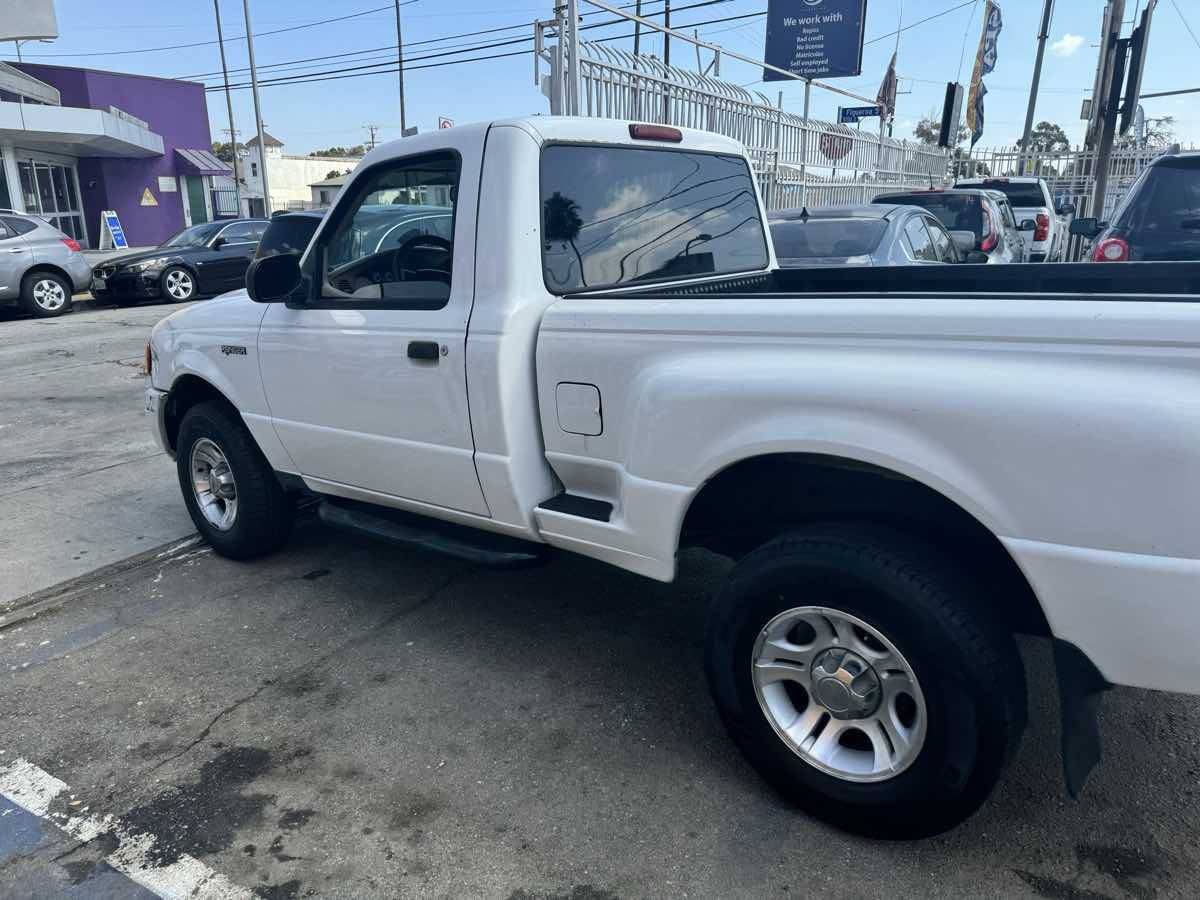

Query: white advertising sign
[{"left": 0, "top": 0, "right": 59, "bottom": 41}]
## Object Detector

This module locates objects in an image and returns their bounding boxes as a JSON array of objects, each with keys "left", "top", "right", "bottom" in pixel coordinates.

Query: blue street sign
[
  {"left": 763, "top": 0, "right": 868, "bottom": 82},
  {"left": 838, "top": 105, "right": 881, "bottom": 124}
]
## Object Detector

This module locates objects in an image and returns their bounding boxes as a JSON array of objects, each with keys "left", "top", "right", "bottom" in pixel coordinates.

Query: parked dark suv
[{"left": 1071, "top": 150, "right": 1200, "bottom": 261}]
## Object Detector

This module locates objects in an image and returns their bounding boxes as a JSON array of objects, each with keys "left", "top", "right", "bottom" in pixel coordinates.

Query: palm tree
[{"left": 543, "top": 191, "right": 587, "bottom": 286}]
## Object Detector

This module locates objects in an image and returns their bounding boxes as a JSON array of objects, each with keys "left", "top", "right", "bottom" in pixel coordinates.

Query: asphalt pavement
[{"left": 1, "top": 301, "right": 1199, "bottom": 899}]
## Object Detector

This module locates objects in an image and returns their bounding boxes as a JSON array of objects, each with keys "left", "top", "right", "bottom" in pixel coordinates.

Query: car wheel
[
  {"left": 176, "top": 401, "right": 293, "bottom": 560},
  {"left": 20, "top": 272, "right": 73, "bottom": 317},
  {"left": 161, "top": 266, "right": 197, "bottom": 302},
  {"left": 705, "top": 524, "right": 1026, "bottom": 839}
]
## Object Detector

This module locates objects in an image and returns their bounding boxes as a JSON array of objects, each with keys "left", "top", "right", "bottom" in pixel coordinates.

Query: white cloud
[{"left": 1050, "top": 33, "right": 1085, "bottom": 58}]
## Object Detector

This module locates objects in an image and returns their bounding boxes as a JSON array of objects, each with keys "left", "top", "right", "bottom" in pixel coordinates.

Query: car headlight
[{"left": 130, "top": 259, "right": 165, "bottom": 273}]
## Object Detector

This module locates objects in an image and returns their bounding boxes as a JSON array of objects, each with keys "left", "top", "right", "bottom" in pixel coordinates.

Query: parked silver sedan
[
  {"left": 768, "top": 204, "right": 977, "bottom": 267},
  {"left": 0, "top": 211, "right": 92, "bottom": 317}
]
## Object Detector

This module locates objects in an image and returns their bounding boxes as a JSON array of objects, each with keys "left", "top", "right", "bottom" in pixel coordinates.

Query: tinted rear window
[
  {"left": 0, "top": 215, "right": 38, "bottom": 236},
  {"left": 256, "top": 215, "right": 322, "bottom": 259},
  {"left": 877, "top": 194, "right": 982, "bottom": 234},
  {"left": 967, "top": 181, "right": 1046, "bottom": 207},
  {"left": 540, "top": 144, "right": 769, "bottom": 292},
  {"left": 1115, "top": 162, "right": 1200, "bottom": 231},
  {"left": 769, "top": 218, "right": 886, "bottom": 259}
]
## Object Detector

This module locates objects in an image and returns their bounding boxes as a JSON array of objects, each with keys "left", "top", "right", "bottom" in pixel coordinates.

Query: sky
[{"left": 9, "top": 0, "right": 1200, "bottom": 155}]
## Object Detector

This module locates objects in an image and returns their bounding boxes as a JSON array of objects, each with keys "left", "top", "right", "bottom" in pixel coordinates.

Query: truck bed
[{"left": 593, "top": 261, "right": 1200, "bottom": 300}]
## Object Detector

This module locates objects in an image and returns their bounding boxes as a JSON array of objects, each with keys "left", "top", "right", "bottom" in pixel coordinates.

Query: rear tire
[
  {"left": 176, "top": 401, "right": 293, "bottom": 559},
  {"left": 20, "top": 271, "right": 73, "bottom": 317},
  {"left": 705, "top": 524, "right": 1026, "bottom": 838}
]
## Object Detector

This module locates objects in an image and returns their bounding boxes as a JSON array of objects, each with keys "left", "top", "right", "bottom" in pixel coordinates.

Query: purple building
[{"left": 0, "top": 62, "right": 231, "bottom": 248}]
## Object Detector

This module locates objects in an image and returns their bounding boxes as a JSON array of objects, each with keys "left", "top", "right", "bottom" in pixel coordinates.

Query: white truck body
[
  {"left": 145, "top": 117, "right": 1200, "bottom": 835},
  {"left": 957, "top": 176, "right": 1069, "bottom": 262}
]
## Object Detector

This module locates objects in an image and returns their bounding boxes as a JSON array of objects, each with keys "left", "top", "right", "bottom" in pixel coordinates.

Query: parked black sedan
[{"left": 91, "top": 218, "right": 269, "bottom": 304}]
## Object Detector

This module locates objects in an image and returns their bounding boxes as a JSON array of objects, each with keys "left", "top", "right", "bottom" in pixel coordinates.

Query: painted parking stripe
[{"left": 0, "top": 758, "right": 252, "bottom": 900}]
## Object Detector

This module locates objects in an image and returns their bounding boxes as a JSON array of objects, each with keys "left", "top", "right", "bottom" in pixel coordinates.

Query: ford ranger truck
[{"left": 144, "top": 117, "right": 1200, "bottom": 838}]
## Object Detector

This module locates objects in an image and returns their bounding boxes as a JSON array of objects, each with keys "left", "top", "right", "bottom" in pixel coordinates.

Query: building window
[
  {"left": 0, "top": 149, "right": 10, "bottom": 209},
  {"left": 251, "top": 162, "right": 258, "bottom": 177}
]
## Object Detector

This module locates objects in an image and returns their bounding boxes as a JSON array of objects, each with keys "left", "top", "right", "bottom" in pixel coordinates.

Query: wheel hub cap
[
  {"left": 810, "top": 647, "right": 880, "bottom": 719},
  {"left": 190, "top": 438, "right": 238, "bottom": 531}
]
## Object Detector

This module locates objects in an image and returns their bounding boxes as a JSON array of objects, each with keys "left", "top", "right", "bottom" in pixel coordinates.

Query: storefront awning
[{"left": 174, "top": 148, "right": 232, "bottom": 176}]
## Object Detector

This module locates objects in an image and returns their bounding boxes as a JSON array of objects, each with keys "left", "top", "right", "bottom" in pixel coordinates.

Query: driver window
[{"left": 318, "top": 150, "right": 457, "bottom": 307}]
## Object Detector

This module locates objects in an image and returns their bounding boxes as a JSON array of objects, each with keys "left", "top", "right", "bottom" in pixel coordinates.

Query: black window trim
[
  {"left": 537, "top": 140, "right": 772, "bottom": 297},
  {"left": 289, "top": 148, "right": 462, "bottom": 311}
]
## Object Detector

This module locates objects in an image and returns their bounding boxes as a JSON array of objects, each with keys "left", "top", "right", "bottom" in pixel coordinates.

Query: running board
[
  {"left": 316, "top": 500, "right": 545, "bottom": 568},
  {"left": 537, "top": 493, "right": 613, "bottom": 522}
]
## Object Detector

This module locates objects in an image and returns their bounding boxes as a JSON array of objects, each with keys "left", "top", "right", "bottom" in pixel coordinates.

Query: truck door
[{"left": 257, "top": 140, "right": 489, "bottom": 516}]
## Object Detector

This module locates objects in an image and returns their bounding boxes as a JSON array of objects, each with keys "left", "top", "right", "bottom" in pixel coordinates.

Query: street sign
[
  {"left": 938, "top": 82, "right": 964, "bottom": 148},
  {"left": 820, "top": 131, "right": 853, "bottom": 161},
  {"left": 99, "top": 210, "right": 128, "bottom": 250},
  {"left": 762, "top": 0, "right": 868, "bottom": 82},
  {"left": 437, "top": 116, "right": 454, "bottom": 129},
  {"left": 1120, "top": 1, "right": 1156, "bottom": 135},
  {"left": 838, "top": 105, "right": 880, "bottom": 124}
]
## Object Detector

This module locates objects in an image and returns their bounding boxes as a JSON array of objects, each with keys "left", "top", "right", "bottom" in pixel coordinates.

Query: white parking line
[{"left": 0, "top": 757, "right": 252, "bottom": 900}]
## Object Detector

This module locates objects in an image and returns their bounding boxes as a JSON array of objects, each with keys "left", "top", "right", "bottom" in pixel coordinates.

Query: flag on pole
[
  {"left": 966, "top": 1, "right": 1003, "bottom": 147},
  {"left": 876, "top": 51, "right": 898, "bottom": 120}
]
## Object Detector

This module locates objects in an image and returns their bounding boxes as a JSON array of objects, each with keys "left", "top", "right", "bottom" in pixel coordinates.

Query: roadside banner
[
  {"left": 876, "top": 52, "right": 897, "bottom": 120},
  {"left": 966, "top": 1, "right": 1003, "bottom": 147},
  {"left": 762, "top": 0, "right": 868, "bottom": 81}
]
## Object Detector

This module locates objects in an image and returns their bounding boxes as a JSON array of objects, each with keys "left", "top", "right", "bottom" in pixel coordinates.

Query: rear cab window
[
  {"left": 769, "top": 218, "right": 886, "bottom": 260},
  {"left": 966, "top": 181, "right": 1047, "bottom": 208},
  {"left": 540, "top": 144, "right": 769, "bottom": 293}
]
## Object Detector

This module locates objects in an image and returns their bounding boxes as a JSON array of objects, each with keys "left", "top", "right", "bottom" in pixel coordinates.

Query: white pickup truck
[
  {"left": 145, "top": 117, "right": 1200, "bottom": 838},
  {"left": 956, "top": 176, "right": 1074, "bottom": 262}
]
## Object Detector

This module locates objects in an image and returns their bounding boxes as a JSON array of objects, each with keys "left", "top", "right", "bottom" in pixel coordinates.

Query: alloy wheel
[
  {"left": 189, "top": 437, "right": 238, "bottom": 531},
  {"left": 165, "top": 269, "right": 194, "bottom": 300},
  {"left": 32, "top": 279, "right": 67, "bottom": 311}
]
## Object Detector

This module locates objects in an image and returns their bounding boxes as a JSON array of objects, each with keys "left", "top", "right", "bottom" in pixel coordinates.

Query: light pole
[
  {"left": 1020, "top": 0, "right": 1055, "bottom": 162},
  {"left": 242, "top": 0, "right": 271, "bottom": 216},
  {"left": 395, "top": 0, "right": 407, "bottom": 133},
  {"left": 213, "top": 1, "right": 241, "bottom": 215}
]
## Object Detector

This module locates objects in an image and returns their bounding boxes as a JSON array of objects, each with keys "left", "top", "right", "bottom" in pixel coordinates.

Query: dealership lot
[{"left": 2, "top": 302, "right": 1200, "bottom": 899}]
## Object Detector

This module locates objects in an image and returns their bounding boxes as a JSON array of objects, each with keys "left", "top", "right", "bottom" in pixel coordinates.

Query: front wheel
[
  {"left": 176, "top": 401, "right": 293, "bottom": 559},
  {"left": 160, "top": 265, "right": 196, "bottom": 302},
  {"left": 705, "top": 525, "right": 1027, "bottom": 838},
  {"left": 20, "top": 272, "right": 73, "bottom": 317}
]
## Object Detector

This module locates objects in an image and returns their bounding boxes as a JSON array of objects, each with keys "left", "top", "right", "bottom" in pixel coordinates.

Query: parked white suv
[
  {"left": 956, "top": 176, "right": 1072, "bottom": 262},
  {"left": 145, "top": 117, "right": 1200, "bottom": 838}
]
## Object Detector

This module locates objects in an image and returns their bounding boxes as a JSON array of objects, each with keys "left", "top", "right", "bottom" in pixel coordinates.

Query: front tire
[
  {"left": 160, "top": 265, "right": 196, "bottom": 303},
  {"left": 176, "top": 401, "right": 293, "bottom": 559},
  {"left": 705, "top": 525, "right": 1026, "bottom": 838},
  {"left": 20, "top": 272, "right": 73, "bottom": 317}
]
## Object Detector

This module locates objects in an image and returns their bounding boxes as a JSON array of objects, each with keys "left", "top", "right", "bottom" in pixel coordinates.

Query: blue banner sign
[
  {"left": 838, "top": 105, "right": 881, "bottom": 123},
  {"left": 102, "top": 210, "right": 128, "bottom": 249},
  {"left": 763, "top": 0, "right": 868, "bottom": 82}
]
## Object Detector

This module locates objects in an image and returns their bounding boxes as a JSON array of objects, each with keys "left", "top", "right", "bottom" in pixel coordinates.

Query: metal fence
[
  {"left": 211, "top": 189, "right": 240, "bottom": 219},
  {"left": 537, "top": 30, "right": 949, "bottom": 212}
]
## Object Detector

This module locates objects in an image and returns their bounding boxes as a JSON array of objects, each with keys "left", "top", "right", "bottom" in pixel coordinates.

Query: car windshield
[
  {"left": 966, "top": 181, "right": 1046, "bottom": 208},
  {"left": 160, "top": 222, "right": 223, "bottom": 248},
  {"left": 878, "top": 193, "right": 982, "bottom": 235},
  {"left": 769, "top": 218, "right": 887, "bottom": 259}
]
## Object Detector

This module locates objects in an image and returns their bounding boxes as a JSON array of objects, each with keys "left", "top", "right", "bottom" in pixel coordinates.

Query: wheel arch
[
  {"left": 22, "top": 263, "right": 74, "bottom": 289},
  {"left": 679, "top": 451, "right": 1050, "bottom": 636},
  {"left": 163, "top": 374, "right": 240, "bottom": 454}
]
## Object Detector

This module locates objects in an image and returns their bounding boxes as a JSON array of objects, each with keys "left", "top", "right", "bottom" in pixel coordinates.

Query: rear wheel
[
  {"left": 160, "top": 266, "right": 196, "bottom": 302},
  {"left": 705, "top": 525, "right": 1026, "bottom": 838},
  {"left": 20, "top": 272, "right": 73, "bottom": 317},
  {"left": 176, "top": 401, "right": 293, "bottom": 559}
]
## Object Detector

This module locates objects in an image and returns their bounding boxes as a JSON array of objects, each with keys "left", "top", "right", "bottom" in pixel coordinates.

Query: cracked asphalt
[{"left": 2, "top": 302, "right": 1200, "bottom": 899}]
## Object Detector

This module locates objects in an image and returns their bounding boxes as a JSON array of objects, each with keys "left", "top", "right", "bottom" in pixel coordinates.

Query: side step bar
[
  {"left": 536, "top": 492, "right": 613, "bottom": 522},
  {"left": 317, "top": 500, "right": 545, "bottom": 568}
]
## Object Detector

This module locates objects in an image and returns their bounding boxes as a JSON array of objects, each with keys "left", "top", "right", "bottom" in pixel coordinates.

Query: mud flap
[{"left": 1053, "top": 639, "right": 1111, "bottom": 797}]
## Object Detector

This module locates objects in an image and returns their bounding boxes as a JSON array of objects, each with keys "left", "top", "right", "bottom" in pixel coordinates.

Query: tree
[
  {"left": 211, "top": 140, "right": 243, "bottom": 162},
  {"left": 1024, "top": 121, "right": 1069, "bottom": 152},
  {"left": 323, "top": 168, "right": 352, "bottom": 180},
  {"left": 1117, "top": 114, "right": 1175, "bottom": 149},
  {"left": 542, "top": 191, "right": 586, "bottom": 287},
  {"left": 913, "top": 111, "right": 968, "bottom": 148},
  {"left": 309, "top": 145, "right": 365, "bottom": 158}
]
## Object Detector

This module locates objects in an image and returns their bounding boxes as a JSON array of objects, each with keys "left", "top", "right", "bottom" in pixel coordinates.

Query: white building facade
[{"left": 237, "top": 132, "right": 359, "bottom": 216}]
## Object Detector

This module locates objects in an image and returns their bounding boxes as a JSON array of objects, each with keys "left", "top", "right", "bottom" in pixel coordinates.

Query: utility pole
[
  {"left": 633, "top": 0, "right": 641, "bottom": 62},
  {"left": 1020, "top": 0, "right": 1055, "bottom": 159},
  {"left": 394, "top": 0, "right": 407, "bottom": 133},
  {"left": 213, "top": 1, "right": 241, "bottom": 215},
  {"left": 1090, "top": 0, "right": 1126, "bottom": 221},
  {"left": 663, "top": 0, "right": 671, "bottom": 68},
  {"left": 242, "top": 0, "right": 271, "bottom": 216},
  {"left": 365, "top": 124, "right": 380, "bottom": 150}
]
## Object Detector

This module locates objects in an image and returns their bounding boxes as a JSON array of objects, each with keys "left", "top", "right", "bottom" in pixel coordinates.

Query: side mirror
[
  {"left": 949, "top": 230, "right": 977, "bottom": 254},
  {"left": 1057, "top": 202, "right": 1076, "bottom": 216},
  {"left": 1018, "top": 218, "right": 1037, "bottom": 232},
  {"left": 211, "top": 236, "right": 226, "bottom": 250},
  {"left": 964, "top": 250, "right": 990, "bottom": 264},
  {"left": 1069, "top": 217, "right": 1103, "bottom": 238},
  {"left": 246, "top": 252, "right": 302, "bottom": 302}
]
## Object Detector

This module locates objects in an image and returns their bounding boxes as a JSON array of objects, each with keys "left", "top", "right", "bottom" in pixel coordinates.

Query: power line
[
  {"left": 865, "top": 0, "right": 978, "bottom": 47},
  {"left": 18, "top": 2, "right": 418, "bottom": 58},
  {"left": 204, "top": 7, "right": 761, "bottom": 93},
  {"left": 1171, "top": 0, "right": 1200, "bottom": 51}
]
